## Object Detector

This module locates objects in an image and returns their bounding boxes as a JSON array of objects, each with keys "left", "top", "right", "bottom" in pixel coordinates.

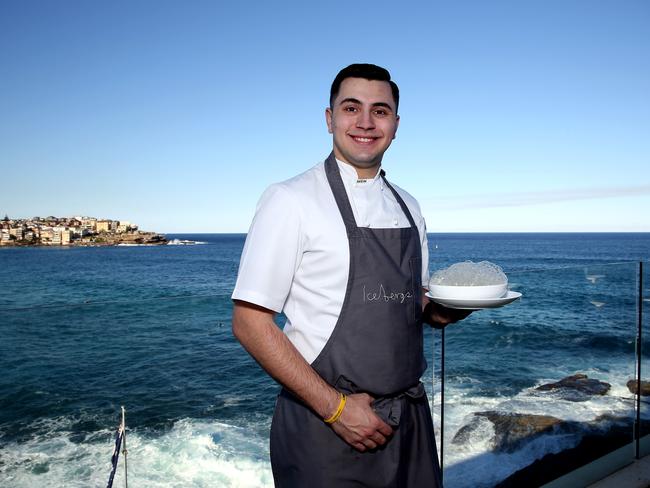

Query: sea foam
[
  {"left": 433, "top": 362, "right": 640, "bottom": 488},
  {"left": 0, "top": 417, "right": 274, "bottom": 487}
]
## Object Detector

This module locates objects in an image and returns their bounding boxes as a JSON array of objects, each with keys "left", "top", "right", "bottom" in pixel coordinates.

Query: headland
[{"left": 0, "top": 215, "right": 167, "bottom": 247}]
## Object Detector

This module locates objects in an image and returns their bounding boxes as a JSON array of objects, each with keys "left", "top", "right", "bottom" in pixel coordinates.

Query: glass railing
[
  {"left": 440, "top": 261, "right": 643, "bottom": 487},
  {"left": 1, "top": 262, "right": 647, "bottom": 487},
  {"left": 640, "top": 261, "right": 650, "bottom": 457},
  {"left": 424, "top": 323, "right": 444, "bottom": 470}
]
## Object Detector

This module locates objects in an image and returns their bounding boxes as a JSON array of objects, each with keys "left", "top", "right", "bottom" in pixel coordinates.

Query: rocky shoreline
[
  {"left": 450, "top": 374, "right": 649, "bottom": 487},
  {"left": 80, "top": 231, "right": 167, "bottom": 246},
  {"left": 495, "top": 415, "right": 646, "bottom": 487},
  {"left": 1, "top": 231, "right": 167, "bottom": 247},
  {"left": 1, "top": 215, "right": 168, "bottom": 247}
]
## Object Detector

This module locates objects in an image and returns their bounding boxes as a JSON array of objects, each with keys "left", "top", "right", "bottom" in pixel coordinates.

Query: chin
[{"left": 346, "top": 153, "right": 381, "bottom": 166}]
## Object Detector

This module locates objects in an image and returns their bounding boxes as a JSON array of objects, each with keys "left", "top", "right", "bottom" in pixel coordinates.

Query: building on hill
[{"left": 96, "top": 220, "right": 111, "bottom": 232}]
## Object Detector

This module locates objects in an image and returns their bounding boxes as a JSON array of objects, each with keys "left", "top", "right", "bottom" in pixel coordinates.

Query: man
[{"left": 232, "top": 63, "right": 470, "bottom": 487}]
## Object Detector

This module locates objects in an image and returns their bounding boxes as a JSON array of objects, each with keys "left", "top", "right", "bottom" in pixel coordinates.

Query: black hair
[{"left": 329, "top": 63, "right": 399, "bottom": 113}]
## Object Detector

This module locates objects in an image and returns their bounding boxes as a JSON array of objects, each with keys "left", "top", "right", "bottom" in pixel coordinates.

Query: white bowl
[{"left": 428, "top": 283, "right": 508, "bottom": 300}]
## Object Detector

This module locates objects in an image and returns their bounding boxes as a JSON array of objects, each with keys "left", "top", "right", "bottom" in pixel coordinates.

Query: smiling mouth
[{"left": 350, "top": 136, "right": 377, "bottom": 143}]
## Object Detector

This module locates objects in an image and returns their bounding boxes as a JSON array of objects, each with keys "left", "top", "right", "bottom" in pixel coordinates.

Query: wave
[
  {"left": 0, "top": 417, "right": 274, "bottom": 488},
  {"left": 1, "top": 366, "right": 644, "bottom": 488},
  {"left": 433, "top": 364, "right": 639, "bottom": 487}
]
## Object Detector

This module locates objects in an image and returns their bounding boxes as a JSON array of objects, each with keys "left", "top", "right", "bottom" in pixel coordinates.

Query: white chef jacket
[{"left": 232, "top": 159, "right": 429, "bottom": 364}]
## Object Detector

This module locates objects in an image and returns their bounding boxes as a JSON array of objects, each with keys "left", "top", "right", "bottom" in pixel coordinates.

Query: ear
[
  {"left": 325, "top": 107, "right": 333, "bottom": 134},
  {"left": 393, "top": 114, "right": 400, "bottom": 139}
]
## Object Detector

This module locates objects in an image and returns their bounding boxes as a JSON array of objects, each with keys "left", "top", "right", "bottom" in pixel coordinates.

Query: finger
[
  {"left": 370, "top": 432, "right": 387, "bottom": 445},
  {"left": 352, "top": 442, "right": 366, "bottom": 452},
  {"left": 363, "top": 439, "right": 378, "bottom": 450},
  {"left": 431, "top": 311, "right": 452, "bottom": 325},
  {"left": 376, "top": 421, "right": 393, "bottom": 437},
  {"left": 360, "top": 393, "right": 375, "bottom": 405},
  {"left": 452, "top": 309, "right": 472, "bottom": 320}
]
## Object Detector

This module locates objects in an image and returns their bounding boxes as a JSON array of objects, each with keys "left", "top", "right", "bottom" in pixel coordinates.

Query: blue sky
[{"left": 1, "top": 1, "right": 648, "bottom": 232}]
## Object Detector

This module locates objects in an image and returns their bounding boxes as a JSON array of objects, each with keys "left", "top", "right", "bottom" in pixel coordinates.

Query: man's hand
[
  {"left": 423, "top": 300, "right": 472, "bottom": 329},
  {"left": 233, "top": 301, "right": 394, "bottom": 452},
  {"left": 233, "top": 301, "right": 391, "bottom": 452},
  {"left": 330, "top": 393, "right": 393, "bottom": 452}
]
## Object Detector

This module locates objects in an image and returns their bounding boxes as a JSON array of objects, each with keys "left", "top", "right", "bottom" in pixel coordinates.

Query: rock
[
  {"left": 536, "top": 373, "right": 610, "bottom": 397},
  {"left": 480, "top": 412, "right": 564, "bottom": 452},
  {"left": 453, "top": 411, "right": 563, "bottom": 453},
  {"left": 495, "top": 415, "right": 647, "bottom": 488},
  {"left": 114, "top": 232, "right": 167, "bottom": 245},
  {"left": 452, "top": 418, "right": 481, "bottom": 446},
  {"left": 453, "top": 410, "right": 646, "bottom": 486},
  {"left": 626, "top": 379, "right": 650, "bottom": 396}
]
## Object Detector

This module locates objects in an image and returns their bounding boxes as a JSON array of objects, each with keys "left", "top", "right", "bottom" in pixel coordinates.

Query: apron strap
[
  {"left": 381, "top": 173, "right": 418, "bottom": 230},
  {"left": 324, "top": 152, "right": 360, "bottom": 237}
]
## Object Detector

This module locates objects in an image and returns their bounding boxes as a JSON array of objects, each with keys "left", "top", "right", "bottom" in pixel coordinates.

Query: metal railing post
[
  {"left": 440, "top": 327, "right": 445, "bottom": 483},
  {"left": 122, "top": 406, "right": 128, "bottom": 488},
  {"left": 636, "top": 262, "right": 643, "bottom": 459}
]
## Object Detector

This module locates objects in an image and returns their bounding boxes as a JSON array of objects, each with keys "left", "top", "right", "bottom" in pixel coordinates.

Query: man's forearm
[{"left": 232, "top": 301, "right": 339, "bottom": 419}]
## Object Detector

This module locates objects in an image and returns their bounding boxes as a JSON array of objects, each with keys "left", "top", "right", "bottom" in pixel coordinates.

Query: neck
[
  {"left": 334, "top": 157, "right": 381, "bottom": 179},
  {"left": 354, "top": 165, "right": 380, "bottom": 179}
]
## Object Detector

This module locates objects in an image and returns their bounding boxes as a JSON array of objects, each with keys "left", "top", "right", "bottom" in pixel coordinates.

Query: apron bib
[{"left": 270, "top": 153, "right": 441, "bottom": 488}]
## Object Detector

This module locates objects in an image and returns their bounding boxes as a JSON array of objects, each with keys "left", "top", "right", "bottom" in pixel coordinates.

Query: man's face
[{"left": 326, "top": 77, "right": 399, "bottom": 174}]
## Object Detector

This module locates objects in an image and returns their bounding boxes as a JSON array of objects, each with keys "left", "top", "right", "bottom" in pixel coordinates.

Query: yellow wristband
[{"left": 324, "top": 393, "right": 347, "bottom": 424}]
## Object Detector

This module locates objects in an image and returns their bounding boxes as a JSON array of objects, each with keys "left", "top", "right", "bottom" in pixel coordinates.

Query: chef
[{"left": 232, "top": 63, "right": 470, "bottom": 487}]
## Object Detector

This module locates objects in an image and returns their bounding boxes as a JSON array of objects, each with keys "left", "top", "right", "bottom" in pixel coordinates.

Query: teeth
[{"left": 354, "top": 137, "right": 373, "bottom": 142}]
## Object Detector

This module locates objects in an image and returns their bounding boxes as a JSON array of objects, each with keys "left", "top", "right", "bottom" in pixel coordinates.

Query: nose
[{"left": 356, "top": 109, "right": 375, "bottom": 130}]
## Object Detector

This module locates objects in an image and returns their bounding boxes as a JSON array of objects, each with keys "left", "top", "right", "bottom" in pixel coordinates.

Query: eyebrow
[{"left": 338, "top": 98, "right": 394, "bottom": 111}]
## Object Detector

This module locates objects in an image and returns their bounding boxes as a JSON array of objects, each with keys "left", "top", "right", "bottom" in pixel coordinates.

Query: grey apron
[{"left": 270, "top": 153, "right": 441, "bottom": 488}]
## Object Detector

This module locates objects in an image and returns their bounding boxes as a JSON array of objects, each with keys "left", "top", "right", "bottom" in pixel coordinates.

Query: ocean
[{"left": 1, "top": 233, "right": 649, "bottom": 487}]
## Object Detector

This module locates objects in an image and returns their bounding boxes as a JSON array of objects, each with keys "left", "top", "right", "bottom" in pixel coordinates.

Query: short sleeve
[{"left": 232, "top": 184, "right": 303, "bottom": 312}]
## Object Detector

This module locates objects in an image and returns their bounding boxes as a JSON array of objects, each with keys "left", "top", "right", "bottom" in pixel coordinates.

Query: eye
[
  {"left": 373, "top": 109, "right": 388, "bottom": 116},
  {"left": 343, "top": 105, "right": 358, "bottom": 113}
]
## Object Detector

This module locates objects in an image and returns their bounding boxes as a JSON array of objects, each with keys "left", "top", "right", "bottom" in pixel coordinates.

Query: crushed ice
[{"left": 430, "top": 261, "right": 507, "bottom": 286}]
